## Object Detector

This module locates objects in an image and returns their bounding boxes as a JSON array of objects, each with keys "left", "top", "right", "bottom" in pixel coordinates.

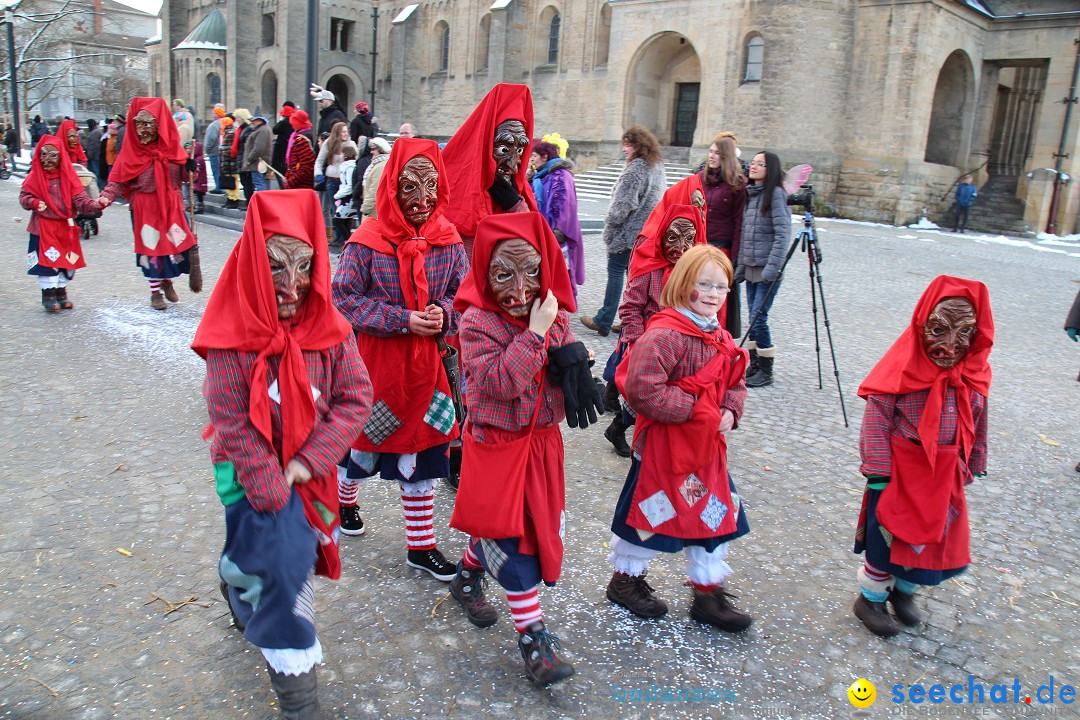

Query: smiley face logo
[{"left": 848, "top": 678, "right": 876, "bottom": 708}]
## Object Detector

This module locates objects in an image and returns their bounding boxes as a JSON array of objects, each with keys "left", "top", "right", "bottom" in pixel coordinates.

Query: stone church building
[{"left": 151, "top": 0, "right": 1080, "bottom": 233}]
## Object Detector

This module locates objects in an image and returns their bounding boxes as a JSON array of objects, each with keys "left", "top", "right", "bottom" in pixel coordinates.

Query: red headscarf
[
  {"left": 348, "top": 138, "right": 462, "bottom": 310},
  {"left": 192, "top": 189, "right": 353, "bottom": 467},
  {"left": 57, "top": 119, "right": 87, "bottom": 164},
  {"left": 638, "top": 174, "right": 707, "bottom": 244},
  {"left": 289, "top": 110, "right": 311, "bottom": 131},
  {"left": 858, "top": 275, "right": 994, "bottom": 467},
  {"left": 628, "top": 203, "right": 706, "bottom": 283},
  {"left": 454, "top": 211, "right": 576, "bottom": 326},
  {"left": 441, "top": 83, "right": 538, "bottom": 238}
]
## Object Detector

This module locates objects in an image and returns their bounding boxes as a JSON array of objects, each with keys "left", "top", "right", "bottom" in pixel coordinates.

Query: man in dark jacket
[
  {"left": 81, "top": 119, "right": 102, "bottom": 176},
  {"left": 348, "top": 101, "right": 378, "bottom": 143},
  {"left": 953, "top": 175, "right": 977, "bottom": 233},
  {"left": 311, "top": 85, "right": 347, "bottom": 138},
  {"left": 271, "top": 101, "right": 296, "bottom": 188},
  {"left": 3, "top": 125, "right": 18, "bottom": 170}
]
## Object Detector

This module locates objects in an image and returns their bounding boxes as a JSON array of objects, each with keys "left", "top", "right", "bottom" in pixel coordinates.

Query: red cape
[
  {"left": 858, "top": 275, "right": 993, "bottom": 467},
  {"left": 454, "top": 211, "right": 576, "bottom": 324},
  {"left": 58, "top": 119, "right": 87, "bottom": 164},
  {"left": 22, "top": 135, "right": 85, "bottom": 269},
  {"left": 441, "top": 83, "right": 538, "bottom": 238},
  {"left": 109, "top": 97, "right": 195, "bottom": 256},
  {"left": 347, "top": 137, "right": 462, "bottom": 310},
  {"left": 628, "top": 203, "right": 706, "bottom": 283}
]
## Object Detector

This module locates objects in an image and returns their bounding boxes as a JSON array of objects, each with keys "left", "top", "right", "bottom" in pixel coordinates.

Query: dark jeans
[
  {"left": 593, "top": 248, "right": 631, "bottom": 330},
  {"left": 744, "top": 277, "right": 782, "bottom": 349},
  {"left": 239, "top": 171, "right": 255, "bottom": 200},
  {"left": 208, "top": 154, "right": 222, "bottom": 191},
  {"left": 954, "top": 205, "right": 970, "bottom": 232}
]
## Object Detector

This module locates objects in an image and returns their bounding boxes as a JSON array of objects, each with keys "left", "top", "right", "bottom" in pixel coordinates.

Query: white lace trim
[{"left": 260, "top": 640, "right": 323, "bottom": 676}]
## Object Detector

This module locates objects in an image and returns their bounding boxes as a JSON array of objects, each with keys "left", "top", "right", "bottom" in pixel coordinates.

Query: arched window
[
  {"left": 743, "top": 35, "right": 763, "bottom": 83},
  {"left": 476, "top": 14, "right": 491, "bottom": 72},
  {"left": 207, "top": 73, "right": 221, "bottom": 105},
  {"left": 261, "top": 13, "right": 275, "bottom": 47},
  {"left": 547, "top": 12, "right": 560, "bottom": 64},
  {"left": 594, "top": 2, "right": 611, "bottom": 67},
  {"left": 435, "top": 22, "right": 450, "bottom": 73},
  {"left": 261, "top": 70, "right": 278, "bottom": 114}
]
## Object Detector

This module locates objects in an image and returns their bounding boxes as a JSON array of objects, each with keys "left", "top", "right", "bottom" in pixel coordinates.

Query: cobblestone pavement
[{"left": 1, "top": 177, "right": 1078, "bottom": 720}]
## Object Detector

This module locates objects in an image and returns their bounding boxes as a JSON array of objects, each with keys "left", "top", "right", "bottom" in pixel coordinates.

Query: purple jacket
[{"left": 533, "top": 159, "right": 584, "bottom": 289}]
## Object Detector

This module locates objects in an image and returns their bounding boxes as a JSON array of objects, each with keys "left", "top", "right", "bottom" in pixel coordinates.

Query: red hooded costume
[
  {"left": 637, "top": 174, "right": 706, "bottom": 246},
  {"left": 450, "top": 212, "right": 576, "bottom": 583},
  {"left": 345, "top": 138, "right": 464, "bottom": 454},
  {"left": 193, "top": 189, "right": 367, "bottom": 579},
  {"left": 627, "top": 203, "right": 706, "bottom": 285},
  {"left": 441, "top": 83, "right": 538, "bottom": 246},
  {"left": 21, "top": 135, "right": 87, "bottom": 270},
  {"left": 57, "top": 119, "right": 88, "bottom": 164},
  {"left": 108, "top": 97, "right": 195, "bottom": 257},
  {"left": 857, "top": 275, "right": 993, "bottom": 570}
]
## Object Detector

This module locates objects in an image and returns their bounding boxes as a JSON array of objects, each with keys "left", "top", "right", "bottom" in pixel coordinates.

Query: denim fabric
[
  {"left": 208, "top": 154, "right": 222, "bottom": 190},
  {"left": 594, "top": 248, "right": 631, "bottom": 330},
  {"left": 252, "top": 171, "right": 268, "bottom": 192},
  {"left": 744, "top": 277, "right": 782, "bottom": 349}
]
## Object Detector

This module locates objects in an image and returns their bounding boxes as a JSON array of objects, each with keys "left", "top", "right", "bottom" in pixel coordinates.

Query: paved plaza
[{"left": 1, "top": 179, "right": 1078, "bottom": 720}]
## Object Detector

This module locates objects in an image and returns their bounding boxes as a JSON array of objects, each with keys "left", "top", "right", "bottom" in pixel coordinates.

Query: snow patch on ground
[{"left": 93, "top": 303, "right": 204, "bottom": 371}]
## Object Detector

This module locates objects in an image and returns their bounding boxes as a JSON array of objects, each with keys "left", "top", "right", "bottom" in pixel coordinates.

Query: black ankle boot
[
  {"left": 41, "top": 288, "right": 60, "bottom": 312},
  {"left": 194, "top": 197, "right": 205, "bottom": 214},
  {"left": 266, "top": 665, "right": 320, "bottom": 719},
  {"left": 604, "top": 415, "right": 632, "bottom": 458},
  {"left": 746, "top": 354, "right": 774, "bottom": 388},
  {"left": 746, "top": 348, "right": 760, "bottom": 378}
]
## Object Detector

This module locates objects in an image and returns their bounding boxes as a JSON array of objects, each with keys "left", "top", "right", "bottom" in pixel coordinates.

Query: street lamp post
[
  {"left": 305, "top": 0, "right": 318, "bottom": 119},
  {"left": 369, "top": 0, "right": 378, "bottom": 115},
  {"left": 4, "top": 8, "right": 20, "bottom": 160}
]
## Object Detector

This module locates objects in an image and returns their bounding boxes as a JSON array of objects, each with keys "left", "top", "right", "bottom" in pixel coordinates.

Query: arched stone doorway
[
  {"left": 261, "top": 69, "right": 278, "bottom": 117},
  {"left": 924, "top": 50, "right": 974, "bottom": 167},
  {"left": 624, "top": 32, "right": 701, "bottom": 147},
  {"left": 326, "top": 74, "right": 352, "bottom": 112}
]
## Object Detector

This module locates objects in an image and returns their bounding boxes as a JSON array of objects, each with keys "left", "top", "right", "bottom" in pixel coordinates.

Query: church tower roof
[{"left": 174, "top": 9, "right": 227, "bottom": 51}]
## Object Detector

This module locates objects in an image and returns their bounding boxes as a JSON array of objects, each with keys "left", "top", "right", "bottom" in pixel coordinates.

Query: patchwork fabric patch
[
  {"left": 943, "top": 502, "right": 960, "bottom": 537},
  {"left": 65, "top": 251, "right": 80, "bottom": 264},
  {"left": 730, "top": 492, "right": 741, "bottom": 520},
  {"left": 43, "top": 246, "right": 60, "bottom": 262},
  {"left": 480, "top": 539, "right": 508, "bottom": 578},
  {"left": 363, "top": 399, "right": 402, "bottom": 446},
  {"left": 635, "top": 529, "right": 655, "bottom": 542},
  {"left": 291, "top": 577, "right": 316, "bottom": 627},
  {"left": 679, "top": 473, "right": 708, "bottom": 507},
  {"left": 423, "top": 390, "right": 455, "bottom": 435},
  {"left": 908, "top": 543, "right": 926, "bottom": 555},
  {"left": 878, "top": 525, "right": 894, "bottom": 548},
  {"left": 26, "top": 251, "right": 37, "bottom": 270},
  {"left": 699, "top": 494, "right": 729, "bottom": 532},
  {"left": 167, "top": 223, "right": 187, "bottom": 248},
  {"left": 638, "top": 490, "right": 676, "bottom": 528},
  {"left": 140, "top": 223, "right": 160, "bottom": 250}
]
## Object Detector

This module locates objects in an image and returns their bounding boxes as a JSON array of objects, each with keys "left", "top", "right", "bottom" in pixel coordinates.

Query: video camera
[{"left": 787, "top": 183, "right": 814, "bottom": 209}]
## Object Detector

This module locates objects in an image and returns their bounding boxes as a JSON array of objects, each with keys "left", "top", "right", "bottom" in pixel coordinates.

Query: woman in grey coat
[
  {"left": 581, "top": 125, "right": 666, "bottom": 336},
  {"left": 736, "top": 151, "right": 791, "bottom": 387}
]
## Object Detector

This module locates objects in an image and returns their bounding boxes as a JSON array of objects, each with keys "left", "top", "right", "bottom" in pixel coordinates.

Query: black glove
[
  {"left": 488, "top": 176, "right": 521, "bottom": 211},
  {"left": 185, "top": 158, "right": 198, "bottom": 172},
  {"left": 547, "top": 341, "right": 604, "bottom": 429}
]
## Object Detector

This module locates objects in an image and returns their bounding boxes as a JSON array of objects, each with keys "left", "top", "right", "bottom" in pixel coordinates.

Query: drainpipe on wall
[{"left": 1046, "top": 34, "right": 1080, "bottom": 235}]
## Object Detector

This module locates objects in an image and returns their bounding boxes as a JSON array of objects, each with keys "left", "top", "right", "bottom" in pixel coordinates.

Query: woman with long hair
[
  {"left": 581, "top": 125, "right": 666, "bottom": 337},
  {"left": 314, "top": 121, "right": 356, "bottom": 247},
  {"left": 736, "top": 151, "right": 791, "bottom": 387},
  {"left": 701, "top": 134, "right": 747, "bottom": 334}
]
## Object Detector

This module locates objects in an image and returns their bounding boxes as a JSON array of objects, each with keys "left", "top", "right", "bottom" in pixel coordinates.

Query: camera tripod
[{"left": 740, "top": 203, "right": 849, "bottom": 427}]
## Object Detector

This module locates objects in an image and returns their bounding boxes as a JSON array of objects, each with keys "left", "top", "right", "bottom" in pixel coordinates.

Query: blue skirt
[
  {"left": 854, "top": 488, "right": 967, "bottom": 586},
  {"left": 136, "top": 248, "right": 192, "bottom": 280},
  {"left": 611, "top": 457, "right": 750, "bottom": 553},
  {"left": 339, "top": 442, "right": 450, "bottom": 483}
]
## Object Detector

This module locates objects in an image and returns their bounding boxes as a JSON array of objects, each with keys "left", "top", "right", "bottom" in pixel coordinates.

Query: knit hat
[
  {"left": 369, "top": 137, "right": 391, "bottom": 154},
  {"left": 213, "top": 104, "right": 226, "bottom": 118},
  {"left": 289, "top": 110, "right": 312, "bottom": 131},
  {"left": 354, "top": 101, "right": 369, "bottom": 114},
  {"left": 233, "top": 108, "right": 252, "bottom": 124},
  {"left": 173, "top": 98, "right": 186, "bottom": 107},
  {"left": 281, "top": 104, "right": 295, "bottom": 118}
]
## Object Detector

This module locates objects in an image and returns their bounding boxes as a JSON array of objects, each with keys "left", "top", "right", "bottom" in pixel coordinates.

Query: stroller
[{"left": 73, "top": 163, "right": 102, "bottom": 239}]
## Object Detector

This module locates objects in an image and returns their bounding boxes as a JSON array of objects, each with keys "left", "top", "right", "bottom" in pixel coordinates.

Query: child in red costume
[
  {"left": 99, "top": 97, "right": 202, "bottom": 311},
  {"left": 193, "top": 189, "right": 373, "bottom": 717},
  {"left": 853, "top": 275, "right": 993, "bottom": 637},
  {"left": 447, "top": 212, "right": 602, "bottom": 686},
  {"left": 331, "top": 138, "right": 468, "bottom": 581},
  {"left": 603, "top": 203, "right": 706, "bottom": 457},
  {"left": 21, "top": 135, "right": 98, "bottom": 312},
  {"left": 607, "top": 245, "right": 754, "bottom": 633}
]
